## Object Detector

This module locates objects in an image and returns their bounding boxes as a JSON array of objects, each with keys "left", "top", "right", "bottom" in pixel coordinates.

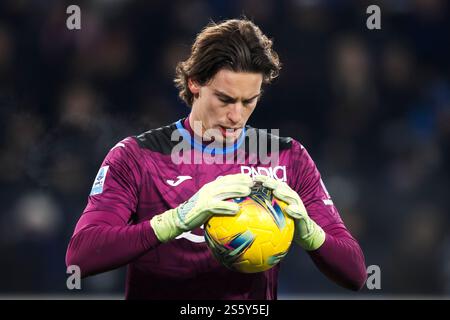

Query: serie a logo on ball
[{"left": 205, "top": 183, "right": 295, "bottom": 273}]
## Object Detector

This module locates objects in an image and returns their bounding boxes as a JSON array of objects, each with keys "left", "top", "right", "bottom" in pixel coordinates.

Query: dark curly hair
[{"left": 174, "top": 18, "right": 281, "bottom": 106}]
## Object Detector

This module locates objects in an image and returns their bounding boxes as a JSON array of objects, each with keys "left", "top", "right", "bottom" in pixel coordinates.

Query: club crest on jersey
[
  {"left": 90, "top": 166, "right": 109, "bottom": 196},
  {"left": 240, "top": 166, "right": 287, "bottom": 182}
]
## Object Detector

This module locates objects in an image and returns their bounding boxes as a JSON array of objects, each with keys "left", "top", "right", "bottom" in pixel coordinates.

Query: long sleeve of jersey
[
  {"left": 289, "top": 140, "right": 367, "bottom": 291},
  {"left": 65, "top": 138, "right": 161, "bottom": 277}
]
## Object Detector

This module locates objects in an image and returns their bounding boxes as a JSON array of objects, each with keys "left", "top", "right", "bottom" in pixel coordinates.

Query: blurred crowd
[{"left": 0, "top": 0, "right": 449, "bottom": 296}]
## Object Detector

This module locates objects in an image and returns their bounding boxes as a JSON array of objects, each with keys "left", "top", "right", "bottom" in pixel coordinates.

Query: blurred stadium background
[{"left": 0, "top": 0, "right": 449, "bottom": 298}]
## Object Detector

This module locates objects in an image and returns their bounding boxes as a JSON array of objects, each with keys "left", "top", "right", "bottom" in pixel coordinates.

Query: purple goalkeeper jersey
[{"left": 66, "top": 116, "right": 367, "bottom": 299}]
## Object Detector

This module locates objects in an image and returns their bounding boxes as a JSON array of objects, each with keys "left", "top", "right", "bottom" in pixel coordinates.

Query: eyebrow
[{"left": 214, "top": 90, "right": 262, "bottom": 103}]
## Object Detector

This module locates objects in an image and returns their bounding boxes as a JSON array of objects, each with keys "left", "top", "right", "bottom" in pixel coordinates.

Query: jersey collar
[{"left": 175, "top": 117, "right": 246, "bottom": 155}]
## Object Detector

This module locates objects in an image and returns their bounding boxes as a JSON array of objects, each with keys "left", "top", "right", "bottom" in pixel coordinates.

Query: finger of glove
[
  {"left": 216, "top": 173, "right": 253, "bottom": 186},
  {"left": 285, "top": 204, "right": 307, "bottom": 220},
  {"left": 253, "top": 175, "right": 270, "bottom": 183},
  {"left": 253, "top": 175, "right": 278, "bottom": 189},
  {"left": 273, "top": 187, "right": 300, "bottom": 205},
  {"left": 208, "top": 201, "right": 240, "bottom": 215},
  {"left": 213, "top": 185, "right": 251, "bottom": 200}
]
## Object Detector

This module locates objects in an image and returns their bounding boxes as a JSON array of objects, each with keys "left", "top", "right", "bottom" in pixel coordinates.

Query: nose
[{"left": 227, "top": 102, "right": 243, "bottom": 125}]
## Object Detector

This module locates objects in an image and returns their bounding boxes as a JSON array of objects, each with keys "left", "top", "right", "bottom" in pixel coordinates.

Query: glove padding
[
  {"left": 253, "top": 175, "right": 325, "bottom": 251},
  {"left": 151, "top": 173, "right": 253, "bottom": 242}
]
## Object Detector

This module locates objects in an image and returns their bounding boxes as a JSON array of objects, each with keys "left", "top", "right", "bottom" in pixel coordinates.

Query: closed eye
[
  {"left": 215, "top": 90, "right": 262, "bottom": 105},
  {"left": 243, "top": 98, "right": 257, "bottom": 105},
  {"left": 219, "top": 97, "right": 235, "bottom": 104}
]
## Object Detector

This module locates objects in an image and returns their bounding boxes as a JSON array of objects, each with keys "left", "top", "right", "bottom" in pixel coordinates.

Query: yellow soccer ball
[{"left": 205, "top": 182, "right": 295, "bottom": 273}]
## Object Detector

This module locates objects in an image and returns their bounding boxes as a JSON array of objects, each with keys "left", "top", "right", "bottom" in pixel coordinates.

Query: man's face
[{"left": 188, "top": 69, "right": 263, "bottom": 143}]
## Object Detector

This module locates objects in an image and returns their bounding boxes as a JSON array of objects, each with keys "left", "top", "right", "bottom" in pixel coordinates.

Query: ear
[{"left": 188, "top": 78, "right": 201, "bottom": 98}]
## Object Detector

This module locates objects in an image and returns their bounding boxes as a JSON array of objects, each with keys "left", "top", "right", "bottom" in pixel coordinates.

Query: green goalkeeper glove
[
  {"left": 254, "top": 175, "right": 326, "bottom": 251},
  {"left": 150, "top": 173, "right": 253, "bottom": 243}
]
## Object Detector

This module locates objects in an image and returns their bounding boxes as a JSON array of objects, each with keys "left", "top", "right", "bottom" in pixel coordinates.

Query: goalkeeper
[{"left": 66, "top": 18, "right": 367, "bottom": 299}]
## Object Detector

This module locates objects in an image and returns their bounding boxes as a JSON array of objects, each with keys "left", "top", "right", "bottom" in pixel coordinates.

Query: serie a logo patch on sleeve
[{"left": 90, "top": 166, "right": 109, "bottom": 196}]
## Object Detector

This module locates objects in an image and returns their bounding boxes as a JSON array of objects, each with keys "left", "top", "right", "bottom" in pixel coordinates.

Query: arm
[
  {"left": 292, "top": 141, "right": 367, "bottom": 291},
  {"left": 66, "top": 138, "right": 161, "bottom": 277},
  {"left": 307, "top": 227, "right": 367, "bottom": 291},
  {"left": 256, "top": 140, "right": 367, "bottom": 291},
  {"left": 66, "top": 138, "right": 254, "bottom": 277},
  {"left": 66, "top": 212, "right": 160, "bottom": 278},
  {"left": 306, "top": 210, "right": 367, "bottom": 291}
]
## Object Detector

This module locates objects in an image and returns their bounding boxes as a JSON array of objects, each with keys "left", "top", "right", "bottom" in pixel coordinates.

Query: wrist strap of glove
[
  {"left": 150, "top": 208, "right": 183, "bottom": 243},
  {"left": 294, "top": 218, "right": 326, "bottom": 251}
]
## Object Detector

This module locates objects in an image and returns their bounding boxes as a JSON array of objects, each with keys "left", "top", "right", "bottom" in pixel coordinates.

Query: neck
[
  {"left": 186, "top": 114, "right": 206, "bottom": 141},
  {"left": 186, "top": 114, "right": 216, "bottom": 145}
]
